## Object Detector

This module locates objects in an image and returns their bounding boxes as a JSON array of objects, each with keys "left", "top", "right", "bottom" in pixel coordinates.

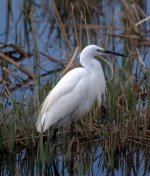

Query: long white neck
[
  {"left": 80, "top": 52, "right": 106, "bottom": 105},
  {"left": 80, "top": 53, "right": 100, "bottom": 70}
]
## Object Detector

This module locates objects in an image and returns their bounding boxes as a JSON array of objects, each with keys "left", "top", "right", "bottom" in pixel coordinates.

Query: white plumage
[{"left": 36, "top": 45, "right": 107, "bottom": 132}]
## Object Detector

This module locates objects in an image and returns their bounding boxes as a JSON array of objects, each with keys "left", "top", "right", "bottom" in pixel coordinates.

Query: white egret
[{"left": 36, "top": 45, "right": 125, "bottom": 132}]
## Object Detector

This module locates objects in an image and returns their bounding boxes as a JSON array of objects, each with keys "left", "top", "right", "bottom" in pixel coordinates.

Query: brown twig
[
  {"left": 61, "top": 46, "right": 79, "bottom": 75},
  {"left": 39, "top": 52, "right": 65, "bottom": 67},
  {"left": 0, "top": 53, "right": 36, "bottom": 80},
  {"left": 51, "top": 0, "right": 72, "bottom": 50}
]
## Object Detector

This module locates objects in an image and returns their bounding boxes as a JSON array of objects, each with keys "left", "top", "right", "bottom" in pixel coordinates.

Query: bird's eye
[{"left": 96, "top": 49, "right": 101, "bottom": 52}]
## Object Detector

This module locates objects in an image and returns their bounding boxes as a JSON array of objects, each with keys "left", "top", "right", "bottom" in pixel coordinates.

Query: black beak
[{"left": 104, "top": 50, "right": 127, "bottom": 57}]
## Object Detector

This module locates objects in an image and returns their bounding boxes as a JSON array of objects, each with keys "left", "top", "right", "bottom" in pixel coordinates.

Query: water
[{"left": 0, "top": 146, "right": 150, "bottom": 175}]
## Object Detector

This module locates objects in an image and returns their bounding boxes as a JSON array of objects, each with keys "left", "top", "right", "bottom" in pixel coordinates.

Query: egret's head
[
  {"left": 80, "top": 45, "right": 105, "bottom": 58},
  {"left": 80, "top": 45, "right": 126, "bottom": 58}
]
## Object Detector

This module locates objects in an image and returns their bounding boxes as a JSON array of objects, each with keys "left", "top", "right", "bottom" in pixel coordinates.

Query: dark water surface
[{"left": 0, "top": 146, "right": 150, "bottom": 175}]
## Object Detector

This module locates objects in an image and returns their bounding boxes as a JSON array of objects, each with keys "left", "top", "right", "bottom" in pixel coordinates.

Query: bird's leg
[
  {"left": 69, "top": 121, "right": 75, "bottom": 175},
  {"left": 50, "top": 127, "right": 59, "bottom": 175},
  {"left": 70, "top": 122, "right": 74, "bottom": 139},
  {"left": 52, "top": 158, "right": 59, "bottom": 176},
  {"left": 48, "top": 127, "right": 58, "bottom": 161},
  {"left": 51, "top": 127, "right": 58, "bottom": 145}
]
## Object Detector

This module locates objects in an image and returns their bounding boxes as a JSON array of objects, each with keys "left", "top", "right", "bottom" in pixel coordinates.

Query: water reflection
[{"left": 0, "top": 145, "right": 150, "bottom": 176}]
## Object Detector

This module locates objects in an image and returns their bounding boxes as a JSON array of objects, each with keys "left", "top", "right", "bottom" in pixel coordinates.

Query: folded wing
[{"left": 36, "top": 68, "right": 89, "bottom": 132}]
